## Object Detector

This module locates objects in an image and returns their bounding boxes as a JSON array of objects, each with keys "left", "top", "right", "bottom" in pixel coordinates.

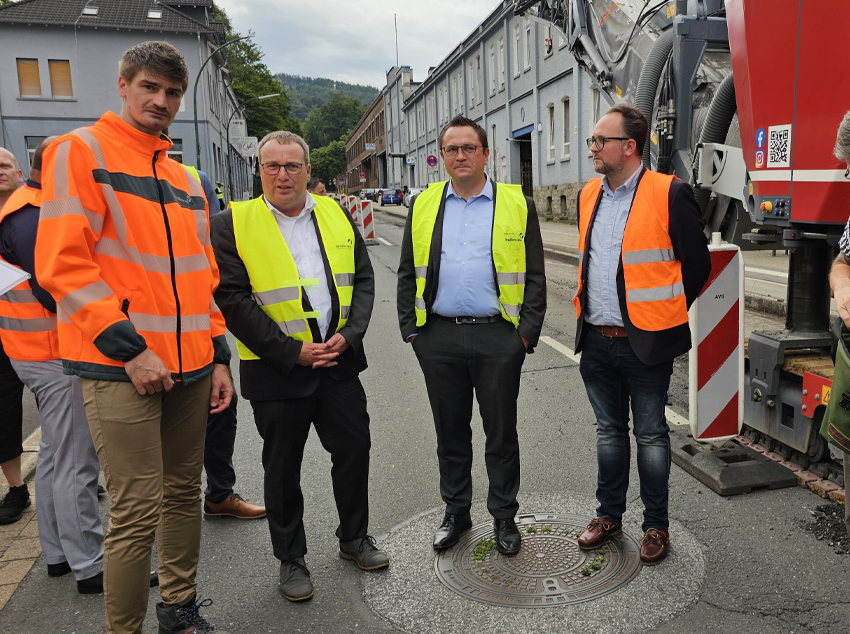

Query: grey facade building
[
  {"left": 0, "top": 0, "right": 253, "bottom": 202},
  {"left": 386, "top": 0, "right": 613, "bottom": 219}
]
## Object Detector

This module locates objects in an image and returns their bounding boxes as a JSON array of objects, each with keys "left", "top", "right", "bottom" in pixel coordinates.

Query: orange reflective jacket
[
  {"left": 0, "top": 184, "right": 59, "bottom": 362},
  {"left": 37, "top": 112, "right": 226, "bottom": 382},
  {"left": 574, "top": 170, "right": 688, "bottom": 332}
]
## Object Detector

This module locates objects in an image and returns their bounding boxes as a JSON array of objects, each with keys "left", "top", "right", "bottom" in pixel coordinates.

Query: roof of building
[
  {"left": 162, "top": 0, "right": 214, "bottom": 6},
  {"left": 0, "top": 0, "right": 214, "bottom": 34}
]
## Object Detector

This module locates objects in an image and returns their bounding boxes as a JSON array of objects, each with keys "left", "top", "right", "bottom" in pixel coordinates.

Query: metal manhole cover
[{"left": 434, "top": 513, "right": 641, "bottom": 607}]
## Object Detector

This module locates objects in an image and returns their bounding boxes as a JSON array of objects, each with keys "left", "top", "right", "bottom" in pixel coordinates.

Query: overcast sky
[{"left": 215, "top": 0, "right": 503, "bottom": 88}]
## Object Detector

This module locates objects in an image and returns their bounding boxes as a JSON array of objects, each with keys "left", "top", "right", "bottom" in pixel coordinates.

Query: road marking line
[
  {"left": 377, "top": 237, "right": 393, "bottom": 246},
  {"left": 540, "top": 336, "right": 690, "bottom": 426}
]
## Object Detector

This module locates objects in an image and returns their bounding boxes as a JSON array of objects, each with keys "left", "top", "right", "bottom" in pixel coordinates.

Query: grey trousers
[{"left": 11, "top": 359, "right": 103, "bottom": 580}]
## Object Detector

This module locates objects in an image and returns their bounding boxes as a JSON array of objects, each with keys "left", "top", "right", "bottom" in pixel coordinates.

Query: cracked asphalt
[{"left": 0, "top": 213, "right": 847, "bottom": 633}]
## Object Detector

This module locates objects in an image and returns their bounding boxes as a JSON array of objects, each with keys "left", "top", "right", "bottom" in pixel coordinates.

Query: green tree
[
  {"left": 303, "top": 94, "right": 366, "bottom": 149},
  {"left": 309, "top": 140, "right": 346, "bottom": 188},
  {"left": 213, "top": 7, "right": 301, "bottom": 140}
]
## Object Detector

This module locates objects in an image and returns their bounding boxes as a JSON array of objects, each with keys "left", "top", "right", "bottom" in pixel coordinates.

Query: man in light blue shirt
[{"left": 397, "top": 116, "right": 547, "bottom": 556}]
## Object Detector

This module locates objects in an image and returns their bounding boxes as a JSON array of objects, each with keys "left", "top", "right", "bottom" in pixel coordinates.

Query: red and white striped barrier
[
  {"left": 360, "top": 200, "right": 378, "bottom": 245},
  {"left": 348, "top": 196, "right": 359, "bottom": 224},
  {"left": 688, "top": 233, "right": 744, "bottom": 442}
]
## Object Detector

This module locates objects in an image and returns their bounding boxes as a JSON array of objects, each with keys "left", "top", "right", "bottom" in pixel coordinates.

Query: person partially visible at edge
[
  {"left": 210, "top": 130, "right": 388, "bottom": 603},
  {"left": 179, "top": 162, "right": 265, "bottom": 522},
  {"left": 214, "top": 181, "right": 225, "bottom": 211},
  {"left": 573, "top": 104, "right": 710, "bottom": 566},
  {"left": 396, "top": 115, "right": 547, "bottom": 557},
  {"left": 0, "top": 147, "right": 29, "bottom": 527},
  {"left": 826, "top": 109, "right": 850, "bottom": 541},
  {"left": 36, "top": 41, "right": 233, "bottom": 634},
  {"left": 0, "top": 137, "right": 106, "bottom": 594},
  {"left": 307, "top": 177, "right": 327, "bottom": 196}
]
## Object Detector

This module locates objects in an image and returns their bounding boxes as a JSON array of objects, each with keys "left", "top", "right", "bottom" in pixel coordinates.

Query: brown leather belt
[{"left": 592, "top": 324, "right": 628, "bottom": 338}]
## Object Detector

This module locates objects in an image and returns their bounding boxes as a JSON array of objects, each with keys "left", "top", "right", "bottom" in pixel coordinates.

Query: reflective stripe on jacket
[
  {"left": 36, "top": 111, "right": 225, "bottom": 382},
  {"left": 231, "top": 195, "right": 355, "bottom": 361},
  {"left": 0, "top": 184, "right": 59, "bottom": 362},
  {"left": 574, "top": 170, "right": 687, "bottom": 332},
  {"left": 411, "top": 180, "right": 528, "bottom": 327}
]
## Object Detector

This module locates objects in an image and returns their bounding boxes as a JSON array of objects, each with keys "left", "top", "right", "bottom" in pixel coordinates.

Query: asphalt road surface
[{"left": 0, "top": 212, "right": 847, "bottom": 634}]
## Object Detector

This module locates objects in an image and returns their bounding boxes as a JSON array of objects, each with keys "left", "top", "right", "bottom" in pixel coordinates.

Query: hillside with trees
[{"left": 276, "top": 74, "right": 379, "bottom": 121}]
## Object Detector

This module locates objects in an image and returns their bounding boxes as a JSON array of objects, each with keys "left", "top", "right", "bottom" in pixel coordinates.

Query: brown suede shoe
[
  {"left": 204, "top": 493, "right": 266, "bottom": 520},
  {"left": 577, "top": 517, "right": 622, "bottom": 549},
  {"left": 639, "top": 528, "right": 670, "bottom": 565}
]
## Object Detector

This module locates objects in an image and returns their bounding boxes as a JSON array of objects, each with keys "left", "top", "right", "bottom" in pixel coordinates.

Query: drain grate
[{"left": 434, "top": 513, "right": 641, "bottom": 607}]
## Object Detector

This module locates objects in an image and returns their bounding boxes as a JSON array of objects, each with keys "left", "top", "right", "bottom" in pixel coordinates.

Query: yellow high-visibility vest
[
  {"left": 231, "top": 196, "right": 356, "bottom": 360},
  {"left": 411, "top": 180, "right": 527, "bottom": 327}
]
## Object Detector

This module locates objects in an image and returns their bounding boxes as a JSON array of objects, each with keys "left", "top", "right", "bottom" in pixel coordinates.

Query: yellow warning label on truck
[{"left": 823, "top": 385, "right": 831, "bottom": 405}]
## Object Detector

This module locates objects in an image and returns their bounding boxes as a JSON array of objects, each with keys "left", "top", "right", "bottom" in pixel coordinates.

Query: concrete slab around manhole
[{"left": 363, "top": 492, "right": 705, "bottom": 634}]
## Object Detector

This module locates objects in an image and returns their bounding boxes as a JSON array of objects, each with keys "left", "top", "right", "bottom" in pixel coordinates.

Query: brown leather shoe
[
  {"left": 577, "top": 517, "right": 622, "bottom": 549},
  {"left": 639, "top": 528, "right": 670, "bottom": 565},
  {"left": 203, "top": 493, "right": 266, "bottom": 520}
]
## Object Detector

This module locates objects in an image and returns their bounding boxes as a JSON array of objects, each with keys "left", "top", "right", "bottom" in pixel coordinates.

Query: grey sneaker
[
  {"left": 156, "top": 597, "right": 230, "bottom": 633},
  {"left": 279, "top": 557, "right": 313, "bottom": 602},
  {"left": 339, "top": 535, "right": 390, "bottom": 570}
]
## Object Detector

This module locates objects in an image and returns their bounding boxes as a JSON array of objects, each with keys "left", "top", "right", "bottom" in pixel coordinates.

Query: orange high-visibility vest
[
  {"left": 574, "top": 170, "right": 688, "bottom": 332},
  {"left": 36, "top": 112, "right": 224, "bottom": 382},
  {"left": 0, "top": 183, "right": 59, "bottom": 362}
]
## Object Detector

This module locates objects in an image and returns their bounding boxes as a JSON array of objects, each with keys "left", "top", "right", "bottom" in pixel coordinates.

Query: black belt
[{"left": 432, "top": 314, "right": 501, "bottom": 325}]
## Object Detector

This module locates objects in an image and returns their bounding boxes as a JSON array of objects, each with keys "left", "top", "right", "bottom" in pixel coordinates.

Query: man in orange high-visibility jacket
[
  {"left": 573, "top": 104, "right": 710, "bottom": 566},
  {"left": 0, "top": 137, "right": 105, "bottom": 594},
  {"left": 36, "top": 41, "right": 232, "bottom": 634}
]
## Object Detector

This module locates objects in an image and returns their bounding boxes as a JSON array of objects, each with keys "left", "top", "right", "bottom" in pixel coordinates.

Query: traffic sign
[
  {"left": 406, "top": 157, "right": 416, "bottom": 165},
  {"left": 359, "top": 172, "right": 366, "bottom": 180},
  {"left": 427, "top": 155, "right": 438, "bottom": 167},
  {"left": 240, "top": 136, "right": 258, "bottom": 157}
]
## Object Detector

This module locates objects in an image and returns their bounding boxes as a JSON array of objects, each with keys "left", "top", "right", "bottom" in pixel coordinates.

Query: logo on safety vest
[{"left": 504, "top": 231, "right": 524, "bottom": 242}]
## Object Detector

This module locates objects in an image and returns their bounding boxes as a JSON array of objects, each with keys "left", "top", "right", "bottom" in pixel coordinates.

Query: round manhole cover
[{"left": 434, "top": 513, "right": 641, "bottom": 607}]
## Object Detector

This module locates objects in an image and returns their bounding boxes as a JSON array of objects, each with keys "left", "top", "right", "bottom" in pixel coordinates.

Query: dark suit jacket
[
  {"left": 211, "top": 201, "right": 375, "bottom": 401},
  {"left": 397, "top": 181, "right": 547, "bottom": 351},
  {"left": 574, "top": 167, "right": 711, "bottom": 365}
]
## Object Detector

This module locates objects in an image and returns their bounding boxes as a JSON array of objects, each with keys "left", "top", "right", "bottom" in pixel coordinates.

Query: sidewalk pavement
[{"left": 374, "top": 202, "right": 809, "bottom": 319}]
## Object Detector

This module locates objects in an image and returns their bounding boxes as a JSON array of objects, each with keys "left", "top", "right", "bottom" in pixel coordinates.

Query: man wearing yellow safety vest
[
  {"left": 210, "top": 130, "right": 387, "bottom": 603},
  {"left": 397, "top": 115, "right": 547, "bottom": 557},
  {"left": 573, "top": 104, "right": 710, "bottom": 566}
]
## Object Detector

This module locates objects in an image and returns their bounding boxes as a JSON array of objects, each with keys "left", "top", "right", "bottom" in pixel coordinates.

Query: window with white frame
[
  {"left": 428, "top": 94, "right": 436, "bottom": 131},
  {"left": 545, "top": 26, "right": 553, "bottom": 56},
  {"left": 491, "top": 124, "right": 498, "bottom": 178},
  {"left": 408, "top": 116, "right": 415, "bottom": 145},
  {"left": 489, "top": 45, "right": 496, "bottom": 95},
  {"left": 475, "top": 56, "right": 481, "bottom": 103},
  {"left": 562, "top": 97, "right": 571, "bottom": 158},
  {"left": 418, "top": 103, "right": 425, "bottom": 136},
  {"left": 499, "top": 37, "right": 506, "bottom": 88},
  {"left": 451, "top": 75, "right": 458, "bottom": 114},
  {"left": 547, "top": 103, "right": 555, "bottom": 162},
  {"left": 525, "top": 20, "right": 532, "bottom": 70},
  {"left": 513, "top": 24, "right": 520, "bottom": 76}
]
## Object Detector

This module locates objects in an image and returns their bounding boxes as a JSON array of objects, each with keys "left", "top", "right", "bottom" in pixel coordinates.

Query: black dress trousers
[
  {"left": 0, "top": 341, "right": 24, "bottom": 464},
  {"left": 413, "top": 317, "right": 527, "bottom": 519},
  {"left": 250, "top": 374, "right": 371, "bottom": 563},
  {"left": 203, "top": 390, "right": 238, "bottom": 504}
]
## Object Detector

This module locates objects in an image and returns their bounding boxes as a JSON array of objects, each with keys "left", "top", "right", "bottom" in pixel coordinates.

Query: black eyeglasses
[
  {"left": 441, "top": 144, "right": 483, "bottom": 157},
  {"left": 260, "top": 162, "right": 304, "bottom": 176},
  {"left": 586, "top": 136, "right": 630, "bottom": 150}
]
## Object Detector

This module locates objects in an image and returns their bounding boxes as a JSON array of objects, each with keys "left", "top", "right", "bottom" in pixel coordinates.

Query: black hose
[
  {"left": 633, "top": 30, "right": 675, "bottom": 167},
  {"left": 694, "top": 72, "right": 737, "bottom": 212}
]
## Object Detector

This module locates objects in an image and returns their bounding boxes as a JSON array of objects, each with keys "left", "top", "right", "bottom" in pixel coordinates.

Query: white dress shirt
[{"left": 265, "top": 194, "right": 333, "bottom": 340}]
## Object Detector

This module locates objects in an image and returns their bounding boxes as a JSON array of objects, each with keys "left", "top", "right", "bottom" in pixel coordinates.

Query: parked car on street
[
  {"left": 403, "top": 188, "right": 424, "bottom": 208},
  {"left": 381, "top": 189, "right": 403, "bottom": 205},
  {"left": 361, "top": 188, "right": 380, "bottom": 202}
]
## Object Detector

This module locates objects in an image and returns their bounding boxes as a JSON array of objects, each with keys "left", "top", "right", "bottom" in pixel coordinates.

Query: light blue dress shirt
[
  {"left": 584, "top": 166, "right": 643, "bottom": 327},
  {"left": 431, "top": 177, "right": 502, "bottom": 318}
]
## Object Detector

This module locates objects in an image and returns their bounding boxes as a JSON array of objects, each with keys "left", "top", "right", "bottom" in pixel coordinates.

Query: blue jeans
[{"left": 579, "top": 328, "right": 673, "bottom": 533}]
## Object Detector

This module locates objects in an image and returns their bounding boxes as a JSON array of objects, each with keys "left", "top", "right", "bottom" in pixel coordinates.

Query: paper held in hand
[{"left": 0, "top": 259, "right": 30, "bottom": 296}]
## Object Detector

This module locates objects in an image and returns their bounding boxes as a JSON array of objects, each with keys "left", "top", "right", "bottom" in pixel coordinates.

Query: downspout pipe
[{"left": 633, "top": 30, "right": 675, "bottom": 168}]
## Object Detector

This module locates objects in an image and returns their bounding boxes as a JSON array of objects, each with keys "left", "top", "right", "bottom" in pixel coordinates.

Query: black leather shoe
[
  {"left": 432, "top": 512, "right": 472, "bottom": 550},
  {"left": 77, "top": 571, "right": 103, "bottom": 594},
  {"left": 47, "top": 561, "right": 72, "bottom": 577},
  {"left": 494, "top": 518, "right": 521, "bottom": 555}
]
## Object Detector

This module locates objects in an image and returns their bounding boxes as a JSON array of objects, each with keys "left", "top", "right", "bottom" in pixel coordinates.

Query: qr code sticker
[{"left": 767, "top": 124, "right": 792, "bottom": 168}]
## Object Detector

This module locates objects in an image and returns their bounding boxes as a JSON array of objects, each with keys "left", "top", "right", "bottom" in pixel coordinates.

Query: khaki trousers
[{"left": 82, "top": 376, "right": 211, "bottom": 634}]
